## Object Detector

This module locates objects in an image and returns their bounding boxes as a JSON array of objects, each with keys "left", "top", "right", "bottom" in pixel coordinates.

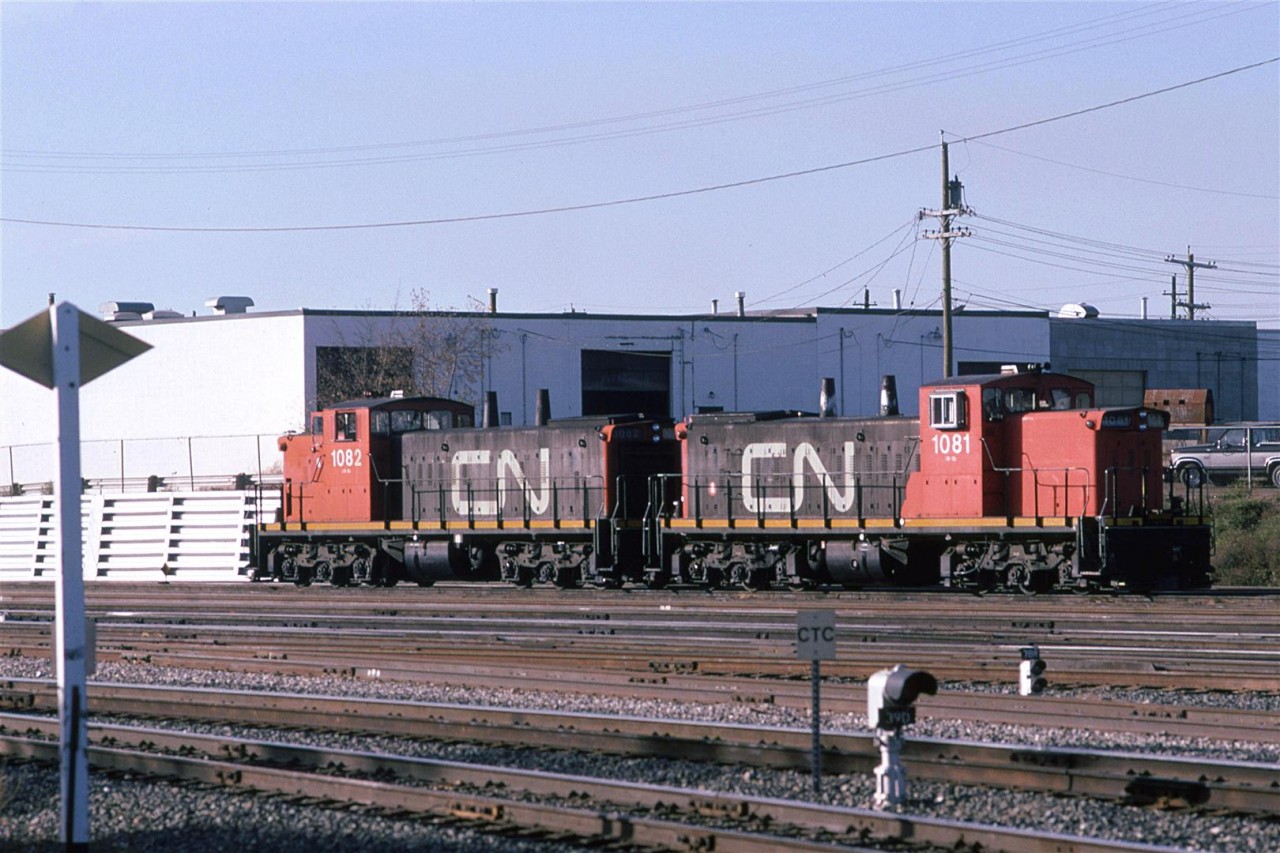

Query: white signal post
[
  {"left": 796, "top": 610, "right": 836, "bottom": 795},
  {"left": 0, "top": 303, "right": 150, "bottom": 851}
]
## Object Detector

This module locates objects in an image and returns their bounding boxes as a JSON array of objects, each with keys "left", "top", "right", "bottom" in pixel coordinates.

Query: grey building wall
[
  {"left": 1050, "top": 318, "right": 1258, "bottom": 422},
  {"left": 1259, "top": 329, "right": 1279, "bottom": 420},
  {"left": 3, "top": 304, "right": 1262, "bottom": 487}
]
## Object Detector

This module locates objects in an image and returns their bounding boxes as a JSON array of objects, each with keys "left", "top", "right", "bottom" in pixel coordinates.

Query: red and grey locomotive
[{"left": 256, "top": 367, "right": 1212, "bottom": 592}]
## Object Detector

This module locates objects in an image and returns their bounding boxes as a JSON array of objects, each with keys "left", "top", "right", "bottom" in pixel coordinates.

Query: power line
[
  {"left": 750, "top": 218, "right": 917, "bottom": 307},
  {"left": 965, "top": 139, "right": 1279, "bottom": 200},
  {"left": 4, "top": 57, "right": 1274, "bottom": 234},
  {"left": 3, "top": 2, "right": 1259, "bottom": 174},
  {"left": 952, "top": 58, "right": 1278, "bottom": 145}
]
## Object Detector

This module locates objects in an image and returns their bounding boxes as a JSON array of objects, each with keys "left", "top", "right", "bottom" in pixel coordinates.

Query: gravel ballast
[{"left": 2, "top": 658, "right": 1278, "bottom": 852}]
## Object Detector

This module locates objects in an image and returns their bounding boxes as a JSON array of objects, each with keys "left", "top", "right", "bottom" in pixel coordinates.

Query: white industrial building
[{"left": 1, "top": 294, "right": 1270, "bottom": 490}]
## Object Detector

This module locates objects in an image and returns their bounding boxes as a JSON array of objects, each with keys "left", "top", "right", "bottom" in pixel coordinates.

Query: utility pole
[
  {"left": 919, "top": 136, "right": 972, "bottom": 377},
  {"left": 1165, "top": 248, "right": 1214, "bottom": 320},
  {"left": 1163, "top": 275, "right": 1178, "bottom": 320}
]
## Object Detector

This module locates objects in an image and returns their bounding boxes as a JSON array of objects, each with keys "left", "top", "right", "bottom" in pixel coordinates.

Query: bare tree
[{"left": 315, "top": 290, "right": 501, "bottom": 410}]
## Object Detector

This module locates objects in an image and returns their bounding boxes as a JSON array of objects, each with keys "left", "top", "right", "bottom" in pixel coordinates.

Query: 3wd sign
[{"left": 796, "top": 610, "right": 836, "bottom": 660}]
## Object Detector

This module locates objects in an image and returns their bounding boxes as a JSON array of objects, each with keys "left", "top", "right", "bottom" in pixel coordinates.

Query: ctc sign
[{"left": 796, "top": 611, "right": 837, "bottom": 661}]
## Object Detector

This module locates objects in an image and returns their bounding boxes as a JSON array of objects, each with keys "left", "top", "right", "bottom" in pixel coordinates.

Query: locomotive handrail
[
  {"left": 1173, "top": 475, "right": 1207, "bottom": 518},
  {"left": 1101, "top": 465, "right": 1156, "bottom": 521},
  {"left": 669, "top": 470, "right": 918, "bottom": 528},
  {"left": 640, "top": 473, "right": 684, "bottom": 525},
  {"left": 1022, "top": 458, "right": 1092, "bottom": 522},
  {"left": 981, "top": 438, "right": 1094, "bottom": 520},
  {"left": 401, "top": 475, "right": 606, "bottom": 529}
]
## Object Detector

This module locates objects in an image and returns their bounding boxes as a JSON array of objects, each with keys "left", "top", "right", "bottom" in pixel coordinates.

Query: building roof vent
[
  {"left": 100, "top": 301, "right": 155, "bottom": 321},
  {"left": 144, "top": 309, "right": 185, "bottom": 320},
  {"left": 204, "top": 296, "right": 255, "bottom": 315},
  {"left": 1057, "top": 302, "right": 1099, "bottom": 319}
]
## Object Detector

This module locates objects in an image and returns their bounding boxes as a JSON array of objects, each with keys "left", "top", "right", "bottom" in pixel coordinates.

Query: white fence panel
[
  {"left": 0, "top": 491, "right": 280, "bottom": 582},
  {"left": 0, "top": 496, "right": 56, "bottom": 578}
]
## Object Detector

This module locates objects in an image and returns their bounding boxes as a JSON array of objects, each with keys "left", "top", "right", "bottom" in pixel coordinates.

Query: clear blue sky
[{"left": 2, "top": 2, "right": 1277, "bottom": 329}]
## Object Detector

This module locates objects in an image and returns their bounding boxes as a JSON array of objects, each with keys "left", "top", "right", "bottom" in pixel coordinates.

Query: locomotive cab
[
  {"left": 903, "top": 368, "right": 1097, "bottom": 519},
  {"left": 279, "top": 396, "right": 475, "bottom": 524},
  {"left": 903, "top": 366, "right": 1174, "bottom": 521}
]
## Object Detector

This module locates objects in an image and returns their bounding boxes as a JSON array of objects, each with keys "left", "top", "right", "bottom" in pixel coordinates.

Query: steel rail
[
  {"left": 4, "top": 669, "right": 1278, "bottom": 744},
  {"left": 0, "top": 728, "right": 1197, "bottom": 853},
  {"left": 3, "top": 686, "right": 1277, "bottom": 815},
  {"left": 6, "top": 621, "right": 1278, "bottom": 690}
]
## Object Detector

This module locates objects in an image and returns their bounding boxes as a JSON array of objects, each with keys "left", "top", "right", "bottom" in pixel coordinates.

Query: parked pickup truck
[{"left": 1170, "top": 424, "right": 1280, "bottom": 487}]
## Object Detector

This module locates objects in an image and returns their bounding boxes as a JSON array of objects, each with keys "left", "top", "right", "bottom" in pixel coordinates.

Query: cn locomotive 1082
[{"left": 255, "top": 366, "right": 1212, "bottom": 592}]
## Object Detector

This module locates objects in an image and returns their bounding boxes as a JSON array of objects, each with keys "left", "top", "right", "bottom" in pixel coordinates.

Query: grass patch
[{"left": 1210, "top": 486, "right": 1280, "bottom": 586}]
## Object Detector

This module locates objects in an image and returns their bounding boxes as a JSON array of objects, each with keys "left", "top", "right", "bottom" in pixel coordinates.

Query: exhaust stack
[{"left": 880, "top": 375, "right": 899, "bottom": 417}]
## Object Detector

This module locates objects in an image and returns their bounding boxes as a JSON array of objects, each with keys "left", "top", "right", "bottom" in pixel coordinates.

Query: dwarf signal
[{"left": 1019, "top": 646, "right": 1047, "bottom": 696}]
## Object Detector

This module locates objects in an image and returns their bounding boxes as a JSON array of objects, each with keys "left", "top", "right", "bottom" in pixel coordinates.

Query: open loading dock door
[{"left": 581, "top": 349, "right": 671, "bottom": 417}]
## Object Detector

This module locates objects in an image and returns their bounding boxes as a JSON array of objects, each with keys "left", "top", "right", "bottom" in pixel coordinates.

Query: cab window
[
  {"left": 982, "top": 388, "right": 1004, "bottom": 422},
  {"left": 310, "top": 415, "right": 323, "bottom": 436},
  {"left": 425, "top": 411, "right": 455, "bottom": 429},
  {"left": 391, "top": 410, "right": 422, "bottom": 433},
  {"left": 1004, "top": 388, "right": 1032, "bottom": 414},
  {"left": 370, "top": 411, "right": 390, "bottom": 435},
  {"left": 1049, "top": 388, "right": 1075, "bottom": 410},
  {"left": 335, "top": 411, "right": 358, "bottom": 441},
  {"left": 929, "top": 391, "right": 966, "bottom": 430}
]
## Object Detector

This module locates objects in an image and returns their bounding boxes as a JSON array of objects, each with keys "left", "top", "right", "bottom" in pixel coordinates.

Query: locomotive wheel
[
  {"left": 644, "top": 571, "right": 671, "bottom": 590},
  {"left": 700, "top": 567, "right": 724, "bottom": 590},
  {"left": 1007, "top": 564, "right": 1039, "bottom": 596},
  {"left": 293, "top": 566, "right": 312, "bottom": 588},
  {"left": 554, "top": 566, "right": 581, "bottom": 589},
  {"left": 329, "top": 565, "right": 351, "bottom": 588},
  {"left": 368, "top": 553, "right": 395, "bottom": 587},
  {"left": 514, "top": 566, "right": 535, "bottom": 588}
]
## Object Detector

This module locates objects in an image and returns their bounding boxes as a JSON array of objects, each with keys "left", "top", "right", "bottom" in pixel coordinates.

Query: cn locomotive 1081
[{"left": 255, "top": 366, "right": 1212, "bottom": 592}]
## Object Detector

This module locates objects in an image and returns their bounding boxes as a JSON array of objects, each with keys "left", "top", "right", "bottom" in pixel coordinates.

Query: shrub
[{"left": 1212, "top": 488, "right": 1280, "bottom": 586}]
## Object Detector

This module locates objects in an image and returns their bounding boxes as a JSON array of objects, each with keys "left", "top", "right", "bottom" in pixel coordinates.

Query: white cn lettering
[
  {"left": 451, "top": 450, "right": 497, "bottom": 515},
  {"left": 794, "top": 441, "right": 857, "bottom": 512},
  {"left": 741, "top": 441, "right": 858, "bottom": 515},
  {"left": 741, "top": 442, "right": 790, "bottom": 513},
  {"left": 497, "top": 448, "right": 551, "bottom": 515}
]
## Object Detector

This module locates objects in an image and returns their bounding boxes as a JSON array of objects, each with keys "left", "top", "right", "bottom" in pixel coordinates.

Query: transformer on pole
[{"left": 919, "top": 135, "right": 972, "bottom": 378}]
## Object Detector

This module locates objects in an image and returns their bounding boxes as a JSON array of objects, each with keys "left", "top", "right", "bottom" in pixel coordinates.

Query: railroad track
[
  {"left": 4, "top": 583, "right": 1279, "bottom": 691},
  {"left": 0, "top": 719, "right": 1212, "bottom": 852},
  {"left": 3, "top": 582, "right": 1278, "bottom": 850},
  {"left": 5, "top": 673, "right": 1279, "bottom": 743},
  {"left": 3, "top": 687, "right": 1278, "bottom": 816}
]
